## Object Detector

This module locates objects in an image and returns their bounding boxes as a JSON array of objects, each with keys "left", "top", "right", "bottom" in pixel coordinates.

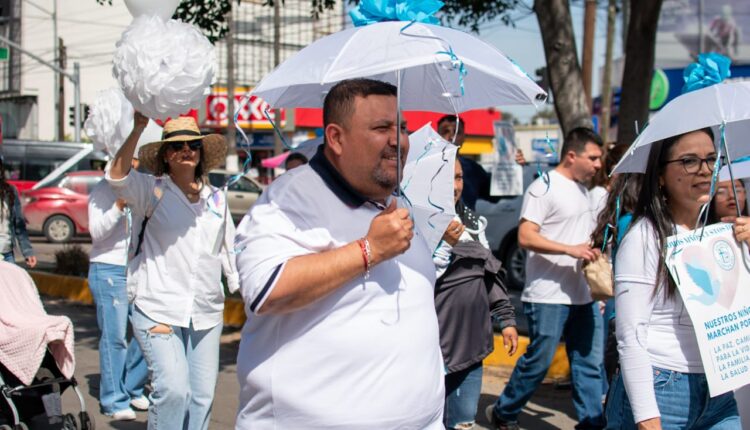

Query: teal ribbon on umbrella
[
  {"left": 682, "top": 52, "right": 731, "bottom": 94},
  {"left": 435, "top": 47, "right": 467, "bottom": 96},
  {"left": 350, "top": 0, "right": 444, "bottom": 27}
]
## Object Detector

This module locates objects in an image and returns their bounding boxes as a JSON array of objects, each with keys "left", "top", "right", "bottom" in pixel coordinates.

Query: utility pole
[
  {"left": 272, "top": 0, "right": 283, "bottom": 157},
  {"left": 57, "top": 37, "right": 65, "bottom": 141},
  {"left": 582, "top": 0, "right": 597, "bottom": 113},
  {"left": 53, "top": 0, "right": 59, "bottom": 141},
  {"left": 225, "top": 8, "right": 238, "bottom": 172},
  {"left": 601, "top": 0, "right": 617, "bottom": 143}
]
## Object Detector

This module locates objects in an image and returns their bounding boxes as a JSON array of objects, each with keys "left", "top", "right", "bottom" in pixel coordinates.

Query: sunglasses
[{"left": 168, "top": 140, "right": 202, "bottom": 151}]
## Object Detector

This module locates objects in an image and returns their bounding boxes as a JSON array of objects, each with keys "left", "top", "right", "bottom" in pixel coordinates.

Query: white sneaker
[
  {"left": 109, "top": 408, "right": 137, "bottom": 421},
  {"left": 130, "top": 395, "right": 150, "bottom": 411}
]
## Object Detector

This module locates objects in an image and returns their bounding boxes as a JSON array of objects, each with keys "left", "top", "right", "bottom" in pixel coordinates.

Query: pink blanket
[{"left": 0, "top": 262, "right": 75, "bottom": 385}]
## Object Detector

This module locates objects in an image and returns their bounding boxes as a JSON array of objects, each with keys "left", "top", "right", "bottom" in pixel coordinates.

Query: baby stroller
[{"left": 0, "top": 262, "right": 94, "bottom": 429}]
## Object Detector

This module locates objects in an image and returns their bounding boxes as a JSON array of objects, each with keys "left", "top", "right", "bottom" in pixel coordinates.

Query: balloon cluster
[{"left": 113, "top": 0, "right": 216, "bottom": 121}]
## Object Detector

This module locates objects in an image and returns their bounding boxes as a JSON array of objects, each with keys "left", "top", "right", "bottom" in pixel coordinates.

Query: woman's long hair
[
  {"left": 0, "top": 157, "right": 14, "bottom": 221},
  {"left": 591, "top": 173, "right": 643, "bottom": 249},
  {"left": 632, "top": 127, "right": 714, "bottom": 299}
]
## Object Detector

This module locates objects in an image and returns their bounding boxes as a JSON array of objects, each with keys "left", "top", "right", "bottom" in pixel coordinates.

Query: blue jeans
[
  {"left": 445, "top": 362, "right": 483, "bottom": 429},
  {"left": 88, "top": 262, "right": 148, "bottom": 414},
  {"left": 605, "top": 368, "right": 740, "bottom": 429},
  {"left": 601, "top": 298, "right": 616, "bottom": 395},
  {"left": 493, "top": 302, "right": 605, "bottom": 429},
  {"left": 131, "top": 306, "right": 222, "bottom": 430},
  {"left": 2, "top": 251, "right": 14, "bottom": 263}
]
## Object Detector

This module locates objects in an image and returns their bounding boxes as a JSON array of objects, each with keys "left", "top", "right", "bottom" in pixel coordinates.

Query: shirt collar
[{"left": 310, "top": 145, "right": 368, "bottom": 208}]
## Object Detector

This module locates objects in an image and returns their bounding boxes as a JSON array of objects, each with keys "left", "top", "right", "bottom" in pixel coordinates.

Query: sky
[{"left": 459, "top": 1, "right": 625, "bottom": 122}]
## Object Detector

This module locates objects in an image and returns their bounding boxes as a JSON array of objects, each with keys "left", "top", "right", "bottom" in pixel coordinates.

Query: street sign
[{"left": 0, "top": 47, "right": 8, "bottom": 61}]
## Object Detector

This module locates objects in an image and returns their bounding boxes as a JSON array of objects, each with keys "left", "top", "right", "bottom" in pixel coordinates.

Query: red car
[{"left": 22, "top": 171, "right": 104, "bottom": 243}]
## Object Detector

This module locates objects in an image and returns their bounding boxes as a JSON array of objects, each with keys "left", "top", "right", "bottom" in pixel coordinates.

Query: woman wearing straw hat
[{"left": 107, "top": 112, "right": 239, "bottom": 430}]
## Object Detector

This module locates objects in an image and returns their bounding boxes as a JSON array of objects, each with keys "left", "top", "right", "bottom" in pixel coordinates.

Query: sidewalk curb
[{"left": 30, "top": 271, "right": 571, "bottom": 377}]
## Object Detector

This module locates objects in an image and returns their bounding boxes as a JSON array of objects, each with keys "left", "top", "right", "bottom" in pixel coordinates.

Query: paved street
[{"left": 41, "top": 297, "right": 577, "bottom": 429}]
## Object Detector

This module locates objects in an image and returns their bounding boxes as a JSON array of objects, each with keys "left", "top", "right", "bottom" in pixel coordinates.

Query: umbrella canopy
[
  {"left": 614, "top": 81, "right": 750, "bottom": 174},
  {"left": 261, "top": 152, "right": 290, "bottom": 169},
  {"left": 401, "top": 123, "right": 458, "bottom": 253},
  {"left": 719, "top": 157, "right": 750, "bottom": 181},
  {"left": 251, "top": 21, "right": 546, "bottom": 113}
]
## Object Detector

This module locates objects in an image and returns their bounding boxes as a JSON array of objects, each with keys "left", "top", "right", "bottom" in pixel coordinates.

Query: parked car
[
  {"left": 476, "top": 164, "right": 548, "bottom": 290},
  {"left": 22, "top": 171, "right": 103, "bottom": 243},
  {"left": 207, "top": 170, "right": 264, "bottom": 224},
  {"left": 0, "top": 139, "right": 107, "bottom": 192}
]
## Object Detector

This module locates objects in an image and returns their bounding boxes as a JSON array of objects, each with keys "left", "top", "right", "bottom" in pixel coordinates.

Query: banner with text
[{"left": 667, "top": 223, "right": 750, "bottom": 396}]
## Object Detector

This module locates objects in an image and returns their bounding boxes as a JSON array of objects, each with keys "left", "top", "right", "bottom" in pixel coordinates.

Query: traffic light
[{"left": 68, "top": 104, "right": 90, "bottom": 128}]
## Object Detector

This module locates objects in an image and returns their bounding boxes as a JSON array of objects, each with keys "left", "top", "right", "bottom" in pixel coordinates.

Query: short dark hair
[
  {"left": 437, "top": 115, "right": 465, "bottom": 130},
  {"left": 285, "top": 152, "right": 308, "bottom": 169},
  {"left": 560, "top": 127, "right": 603, "bottom": 156},
  {"left": 323, "top": 79, "right": 397, "bottom": 128}
]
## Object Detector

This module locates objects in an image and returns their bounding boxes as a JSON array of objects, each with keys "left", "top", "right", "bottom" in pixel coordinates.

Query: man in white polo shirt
[{"left": 234, "top": 79, "right": 444, "bottom": 429}]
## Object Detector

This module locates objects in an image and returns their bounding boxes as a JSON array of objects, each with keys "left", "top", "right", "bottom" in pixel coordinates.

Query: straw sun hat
[{"left": 138, "top": 116, "right": 227, "bottom": 174}]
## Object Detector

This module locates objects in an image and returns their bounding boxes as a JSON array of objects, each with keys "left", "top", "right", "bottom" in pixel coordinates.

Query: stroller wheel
[
  {"left": 62, "top": 414, "right": 77, "bottom": 429},
  {"left": 0, "top": 425, "right": 12, "bottom": 430},
  {"left": 13, "top": 423, "right": 28, "bottom": 430},
  {"left": 78, "top": 412, "right": 94, "bottom": 430}
]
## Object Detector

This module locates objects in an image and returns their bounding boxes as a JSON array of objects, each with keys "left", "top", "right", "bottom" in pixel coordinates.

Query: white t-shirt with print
[{"left": 520, "top": 169, "right": 595, "bottom": 305}]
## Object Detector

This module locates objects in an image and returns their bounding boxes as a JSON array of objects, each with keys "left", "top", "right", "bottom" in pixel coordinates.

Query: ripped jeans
[
  {"left": 130, "top": 306, "right": 222, "bottom": 430},
  {"left": 88, "top": 262, "right": 148, "bottom": 414}
]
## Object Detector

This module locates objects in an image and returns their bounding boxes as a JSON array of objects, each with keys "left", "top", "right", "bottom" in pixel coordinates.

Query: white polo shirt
[
  {"left": 234, "top": 148, "right": 445, "bottom": 430},
  {"left": 106, "top": 169, "right": 239, "bottom": 330}
]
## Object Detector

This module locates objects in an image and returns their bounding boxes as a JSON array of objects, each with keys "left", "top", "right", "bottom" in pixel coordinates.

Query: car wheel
[
  {"left": 503, "top": 240, "right": 526, "bottom": 291},
  {"left": 44, "top": 215, "right": 75, "bottom": 243}
]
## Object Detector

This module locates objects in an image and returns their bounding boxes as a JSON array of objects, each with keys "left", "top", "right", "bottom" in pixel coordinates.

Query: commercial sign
[{"left": 204, "top": 87, "right": 285, "bottom": 129}]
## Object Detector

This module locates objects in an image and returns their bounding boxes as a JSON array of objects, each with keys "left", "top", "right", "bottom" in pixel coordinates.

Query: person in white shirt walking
[
  {"left": 606, "top": 128, "right": 741, "bottom": 430},
  {"left": 488, "top": 127, "right": 606, "bottom": 430},
  {"left": 88, "top": 155, "right": 149, "bottom": 421},
  {"left": 234, "top": 78, "right": 445, "bottom": 429},
  {"left": 107, "top": 113, "right": 239, "bottom": 430}
]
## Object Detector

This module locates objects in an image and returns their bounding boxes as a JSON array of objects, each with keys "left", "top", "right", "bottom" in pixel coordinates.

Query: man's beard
[{"left": 371, "top": 147, "right": 402, "bottom": 189}]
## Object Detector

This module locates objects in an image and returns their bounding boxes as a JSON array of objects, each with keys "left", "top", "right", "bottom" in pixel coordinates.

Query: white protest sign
[{"left": 666, "top": 223, "right": 750, "bottom": 396}]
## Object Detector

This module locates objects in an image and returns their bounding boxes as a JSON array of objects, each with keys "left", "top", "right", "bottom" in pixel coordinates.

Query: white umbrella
[
  {"left": 613, "top": 81, "right": 750, "bottom": 174},
  {"left": 401, "top": 123, "right": 458, "bottom": 253},
  {"left": 251, "top": 21, "right": 546, "bottom": 113},
  {"left": 719, "top": 157, "right": 750, "bottom": 181}
]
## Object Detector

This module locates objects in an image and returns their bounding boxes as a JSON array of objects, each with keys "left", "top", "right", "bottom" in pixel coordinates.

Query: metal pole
[
  {"left": 53, "top": 0, "right": 58, "bottom": 141},
  {"left": 225, "top": 8, "right": 238, "bottom": 172},
  {"left": 272, "top": 0, "right": 283, "bottom": 157},
  {"left": 396, "top": 69, "right": 402, "bottom": 196},
  {"left": 73, "top": 62, "right": 80, "bottom": 142},
  {"left": 0, "top": 32, "right": 72, "bottom": 78}
]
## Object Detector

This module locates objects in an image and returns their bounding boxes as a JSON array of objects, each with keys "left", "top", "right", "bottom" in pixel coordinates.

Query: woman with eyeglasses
[
  {"left": 107, "top": 112, "right": 239, "bottom": 430},
  {"left": 605, "top": 128, "right": 741, "bottom": 430}
]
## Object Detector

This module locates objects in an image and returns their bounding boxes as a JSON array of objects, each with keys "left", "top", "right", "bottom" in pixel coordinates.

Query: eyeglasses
[
  {"left": 168, "top": 140, "right": 202, "bottom": 151},
  {"left": 663, "top": 155, "right": 723, "bottom": 174}
]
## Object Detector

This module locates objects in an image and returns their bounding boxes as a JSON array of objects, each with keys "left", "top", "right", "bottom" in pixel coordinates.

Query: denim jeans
[
  {"left": 605, "top": 368, "right": 740, "bottom": 429},
  {"left": 88, "top": 262, "right": 148, "bottom": 414},
  {"left": 131, "top": 306, "right": 222, "bottom": 430},
  {"left": 2, "top": 251, "right": 14, "bottom": 263},
  {"left": 444, "top": 362, "right": 483, "bottom": 429},
  {"left": 601, "top": 298, "right": 616, "bottom": 395},
  {"left": 493, "top": 302, "right": 605, "bottom": 429}
]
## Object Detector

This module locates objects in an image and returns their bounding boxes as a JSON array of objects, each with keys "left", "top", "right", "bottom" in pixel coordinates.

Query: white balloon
[
  {"left": 113, "top": 16, "right": 216, "bottom": 121},
  {"left": 83, "top": 88, "right": 134, "bottom": 157},
  {"left": 123, "top": 0, "right": 180, "bottom": 20}
]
